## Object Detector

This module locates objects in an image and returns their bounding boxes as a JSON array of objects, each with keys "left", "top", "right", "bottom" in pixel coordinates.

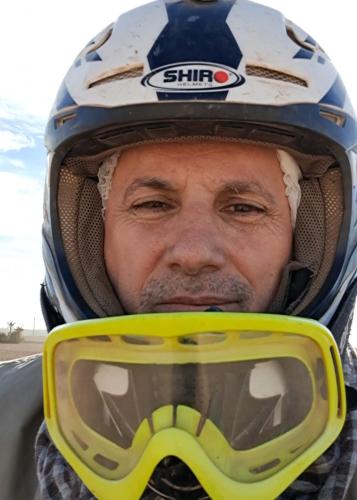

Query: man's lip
[
  {"left": 152, "top": 303, "right": 238, "bottom": 312},
  {"left": 158, "top": 297, "right": 234, "bottom": 306},
  {"left": 151, "top": 297, "right": 240, "bottom": 312}
]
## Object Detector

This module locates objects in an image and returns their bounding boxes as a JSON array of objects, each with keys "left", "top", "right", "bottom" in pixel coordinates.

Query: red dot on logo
[{"left": 214, "top": 71, "right": 229, "bottom": 83}]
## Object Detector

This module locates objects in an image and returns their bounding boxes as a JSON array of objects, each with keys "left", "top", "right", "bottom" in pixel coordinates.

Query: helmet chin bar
[{"left": 146, "top": 456, "right": 208, "bottom": 499}]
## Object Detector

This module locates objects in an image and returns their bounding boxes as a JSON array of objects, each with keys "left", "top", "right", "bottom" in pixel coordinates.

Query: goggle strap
[{"left": 345, "top": 385, "right": 357, "bottom": 412}]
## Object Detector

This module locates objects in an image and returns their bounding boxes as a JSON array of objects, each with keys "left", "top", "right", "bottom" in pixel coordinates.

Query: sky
[{"left": 0, "top": 0, "right": 356, "bottom": 336}]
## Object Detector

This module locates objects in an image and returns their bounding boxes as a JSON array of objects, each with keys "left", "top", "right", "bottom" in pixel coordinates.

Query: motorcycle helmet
[{"left": 41, "top": 0, "right": 357, "bottom": 354}]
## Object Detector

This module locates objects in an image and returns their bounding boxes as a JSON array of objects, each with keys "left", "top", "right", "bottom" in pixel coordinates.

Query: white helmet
[{"left": 42, "top": 0, "right": 357, "bottom": 354}]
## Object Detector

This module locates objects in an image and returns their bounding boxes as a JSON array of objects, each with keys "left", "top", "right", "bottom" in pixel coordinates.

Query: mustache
[{"left": 138, "top": 274, "right": 254, "bottom": 312}]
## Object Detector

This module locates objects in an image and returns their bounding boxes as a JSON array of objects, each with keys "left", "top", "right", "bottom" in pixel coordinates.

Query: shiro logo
[{"left": 142, "top": 62, "right": 245, "bottom": 92}]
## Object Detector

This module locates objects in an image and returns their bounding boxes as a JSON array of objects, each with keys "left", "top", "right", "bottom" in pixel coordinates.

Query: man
[
  {"left": 102, "top": 142, "right": 295, "bottom": 315},
  {"left": 0, "top": 0, "right": 356, "bottom": 498}
]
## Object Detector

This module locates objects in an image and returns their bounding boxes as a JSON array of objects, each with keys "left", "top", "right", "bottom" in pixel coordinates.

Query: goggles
[{"left": 43, "top": 313, "right": 346, "bottom": 499}]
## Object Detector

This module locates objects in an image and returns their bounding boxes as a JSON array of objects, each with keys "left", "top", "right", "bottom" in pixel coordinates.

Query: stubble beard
[{"left": 136, "top": 273, "right": 255, "bottom": 313}]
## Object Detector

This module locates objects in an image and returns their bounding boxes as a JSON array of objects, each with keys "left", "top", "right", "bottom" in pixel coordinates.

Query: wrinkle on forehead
[
  {"left": 219, "top": 180, "right": 276, "bottom": 205},
  {"left": 122, "top": 176, "right": 277, "bottom": 208},
  {"left": 104, "top": 140, "right": 291, "bottom": 223},
  {"left": 120, "top": 141, "right": 278, "bottom": 163},
  {"left": 113, "top": 142, "right": 285, "bottom": 204}
]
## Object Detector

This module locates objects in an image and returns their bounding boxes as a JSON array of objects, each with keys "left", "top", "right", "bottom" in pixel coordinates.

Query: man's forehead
[
  {"left": 112, "top": 141, "right": 283, "bottom": 195},
  {"left": 122, "top": 175, "right": 277, "bottom": 205},
  {"left": 119, "top": 140, "right": 278, "bottom": 162}
]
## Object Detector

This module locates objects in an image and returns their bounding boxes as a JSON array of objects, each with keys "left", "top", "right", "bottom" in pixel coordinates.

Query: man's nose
[{"left": 164, "top": 217, "right": 226, "bottom": 275}]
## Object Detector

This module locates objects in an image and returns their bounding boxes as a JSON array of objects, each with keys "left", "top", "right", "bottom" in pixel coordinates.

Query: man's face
[{"left": 104, "top": 141, "right": 292, "bottom": 313}]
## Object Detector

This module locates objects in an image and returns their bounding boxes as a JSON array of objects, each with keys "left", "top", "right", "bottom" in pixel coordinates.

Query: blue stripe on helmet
[
  {"left": 319, "top": 75, "right": 346, "bottom": 109},
  {"left": 56, "top": 82, "right": 76, "bottom": 111},
  {"left": 147, "top": 0, "right": 241, "bottom": 100},
  {"left": 293, "top": 48, "right": 313, "bottom": 60},
  {"left": 85, "top": 51, "right": 102, "bottom": 62}
]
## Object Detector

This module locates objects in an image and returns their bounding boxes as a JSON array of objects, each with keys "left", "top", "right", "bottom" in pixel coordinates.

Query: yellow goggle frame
[{"left": 43, "top": 313, "right": 346, "bottom": 500}]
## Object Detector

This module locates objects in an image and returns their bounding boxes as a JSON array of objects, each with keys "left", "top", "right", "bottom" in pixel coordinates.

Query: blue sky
[
  {"left": 0, "top": 0, "right": 356, "bottom": 335},
  {"left": 0, "top": 103, "right": 46, "bottom": 329},
  {"left": 0, "top": 0, "right": 144, "bottom": 330}
]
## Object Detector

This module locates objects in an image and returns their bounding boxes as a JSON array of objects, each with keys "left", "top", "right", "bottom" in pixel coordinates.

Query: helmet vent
[
  {"left": 319, "top": 108, "right": 346, "bottom": 128},
  {"left": 285, "top": 25, "right": 315, "bottom": 53},
  {"left": 245, "top": 65, "right": 307, "bottom": 88},
  {"left": 146, "top": 456, "right": 208, "bottom": 499},
  {"left": 85, "top": 26, "right": 113, "bottom": 57},
  {"left": 55, "top": 111, "right": 76, "bottom": 128},
  {"left": 88, "top": 64, "right": 144, "bottom": 89}
]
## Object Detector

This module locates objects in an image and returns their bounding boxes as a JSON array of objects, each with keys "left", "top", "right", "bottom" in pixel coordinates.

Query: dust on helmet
[{"left": 42, "top": 0, "right": 357, "bottom": 353}]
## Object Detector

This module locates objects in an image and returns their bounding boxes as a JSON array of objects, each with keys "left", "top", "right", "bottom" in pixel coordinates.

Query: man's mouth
[{"left": 152, "top": 297, "right": 242, "bottom": 312}]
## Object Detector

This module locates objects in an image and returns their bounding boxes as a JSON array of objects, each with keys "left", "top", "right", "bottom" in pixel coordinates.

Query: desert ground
[{"left": 0, "top": 337, "right": 45, "bottom": 361}]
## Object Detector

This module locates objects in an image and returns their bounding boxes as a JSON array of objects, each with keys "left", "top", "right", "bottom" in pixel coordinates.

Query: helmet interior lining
[{"left": 57, "top": 137, "right": 343, "bottom": 318}]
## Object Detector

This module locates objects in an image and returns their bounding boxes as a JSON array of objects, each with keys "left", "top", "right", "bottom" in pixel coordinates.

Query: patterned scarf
[{"left": 35, "top": 345, "right": 357, "bottom": 500}]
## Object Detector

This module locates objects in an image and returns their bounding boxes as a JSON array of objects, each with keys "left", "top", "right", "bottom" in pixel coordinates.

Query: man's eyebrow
[
  {"left": 124, "top": 177, "right": 175, "bottom": 200},
  {"left": 221, "top": 181, "right": 276, "bottom": 205}
]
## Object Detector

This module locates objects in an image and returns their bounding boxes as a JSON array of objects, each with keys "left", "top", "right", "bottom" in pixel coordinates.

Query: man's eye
[
  {"left": 223, "top": 203, "right": 265, "bottom": 215},
  {"left": 132, "top": 200, "right": 172, "bottom": 211}
]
